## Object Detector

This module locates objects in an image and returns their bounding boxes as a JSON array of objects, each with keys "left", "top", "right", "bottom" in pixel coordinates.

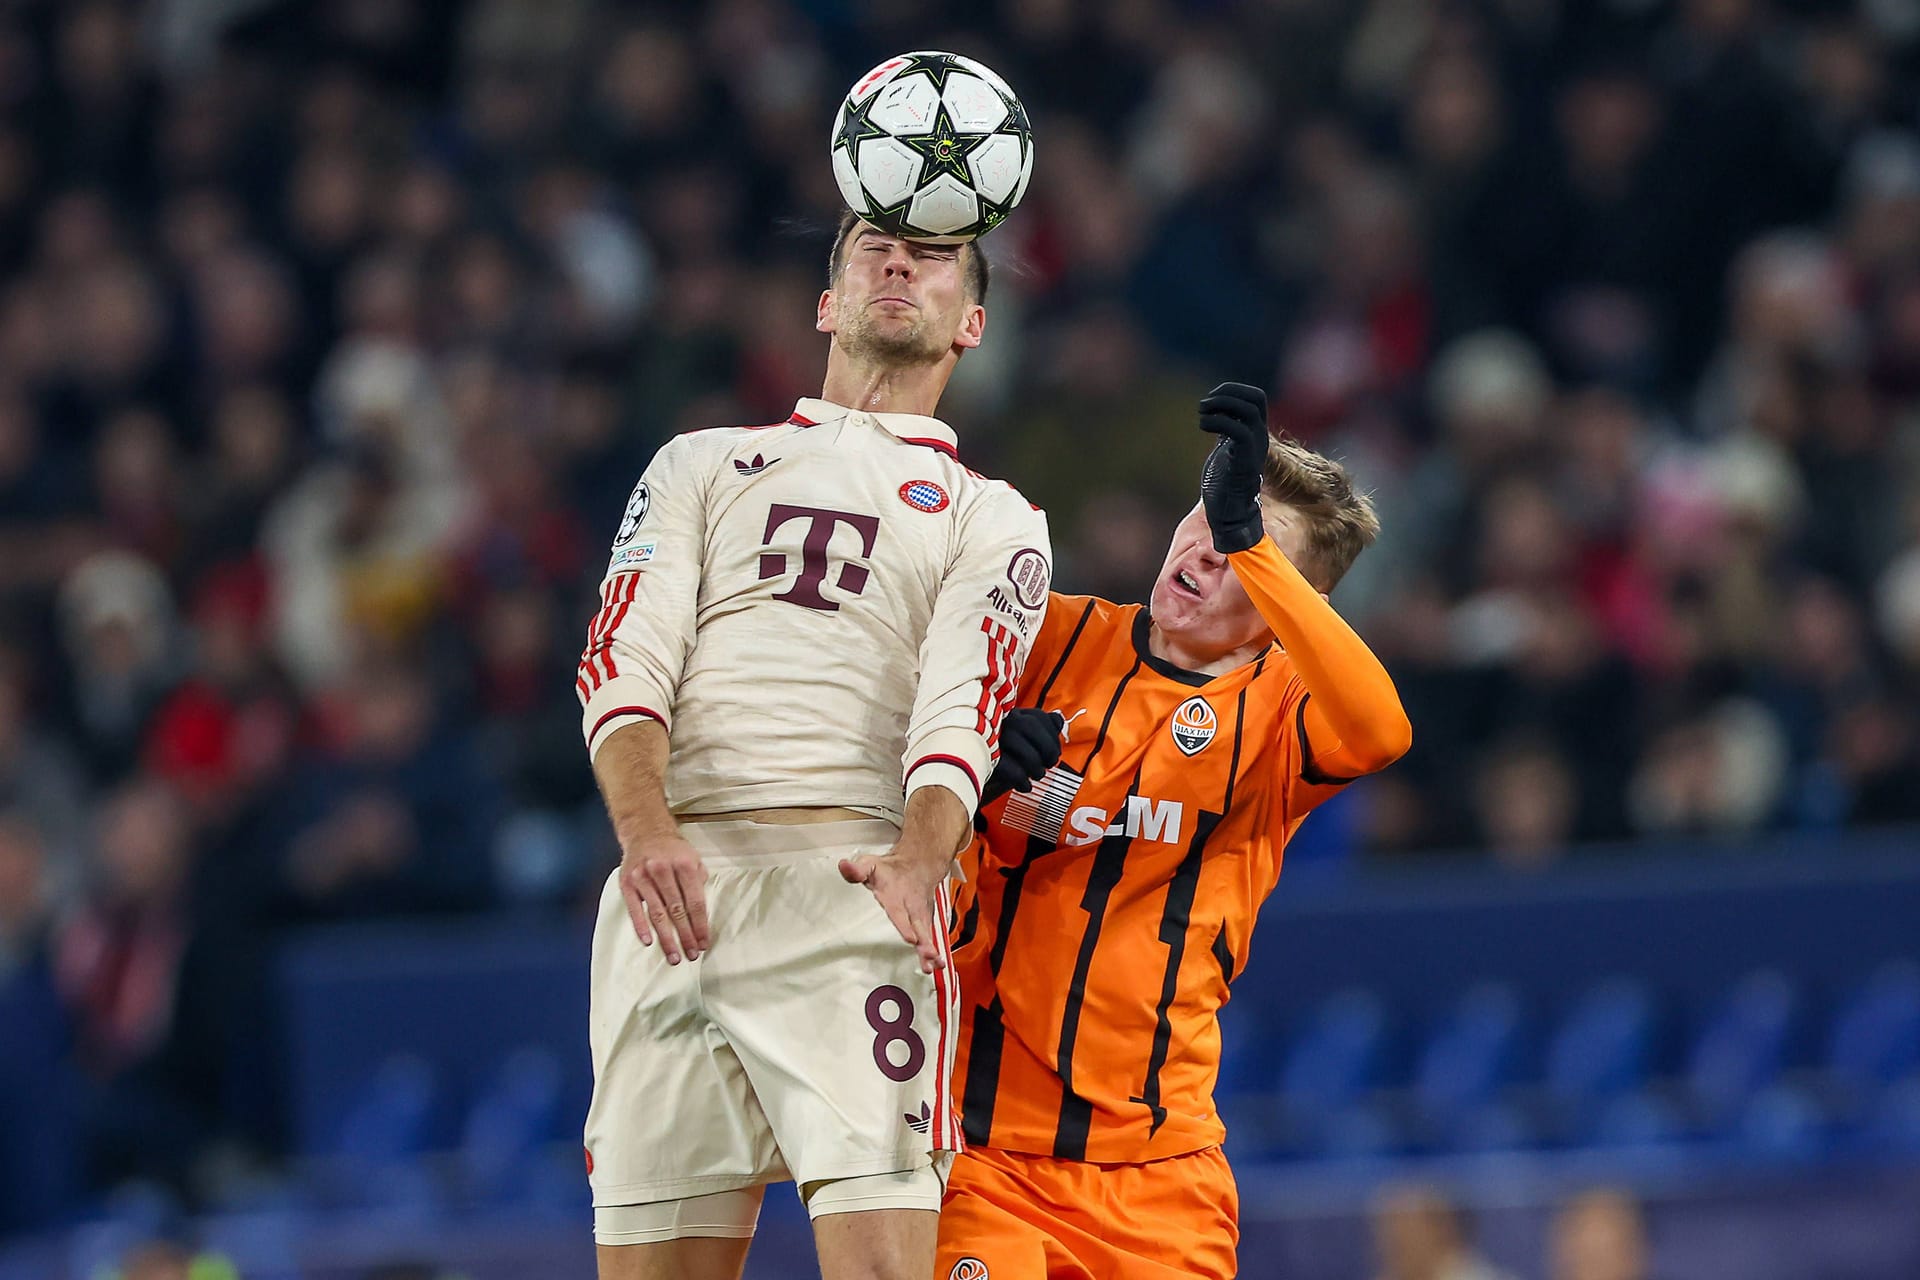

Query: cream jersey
[{"left": 577, "top": 397, "right": 1053, "bottom": 822}]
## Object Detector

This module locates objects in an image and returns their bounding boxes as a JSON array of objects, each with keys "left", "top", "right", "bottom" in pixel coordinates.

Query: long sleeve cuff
[
  {"left": 582, "top": 674, "right": 672, "bottom": 762},
  {"left": 904, "top": 727, "right": 989, "bottom": 815}
]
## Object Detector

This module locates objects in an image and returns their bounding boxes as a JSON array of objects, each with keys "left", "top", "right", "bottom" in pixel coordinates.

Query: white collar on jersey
[{"left": 792, "top": 398, "right": 959, "bottom": 456}]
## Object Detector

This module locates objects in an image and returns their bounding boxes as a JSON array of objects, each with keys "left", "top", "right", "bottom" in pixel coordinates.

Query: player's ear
[
  {"left": 816, "top": 289, "right": 837, "bottom": 335},
  {"left": 954, "top": 301, "right": 985, "bottom": 351}
]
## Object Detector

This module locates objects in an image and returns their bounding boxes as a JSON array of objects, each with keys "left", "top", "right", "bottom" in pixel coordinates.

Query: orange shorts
[{"left": 935, "top": 1143, "right": 1238, "bottom": 1280}]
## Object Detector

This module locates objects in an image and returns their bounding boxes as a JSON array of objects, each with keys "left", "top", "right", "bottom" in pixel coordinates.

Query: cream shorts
[{"left": 584, "top": 818, "right": 961, "bottom": 1214}]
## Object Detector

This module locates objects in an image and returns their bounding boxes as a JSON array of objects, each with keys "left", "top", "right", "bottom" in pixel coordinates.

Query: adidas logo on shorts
[{"left": 905, "top": 1101, "right": 932, "bottom": 1134}]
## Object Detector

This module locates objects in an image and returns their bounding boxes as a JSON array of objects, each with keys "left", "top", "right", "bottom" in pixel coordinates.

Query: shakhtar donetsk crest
[
  {"left": 1170, "top": 696, "right": 1217, "bottom": 755},
  {"left": 948, "top": 1260, "right": 989, "bottom": 1280}
]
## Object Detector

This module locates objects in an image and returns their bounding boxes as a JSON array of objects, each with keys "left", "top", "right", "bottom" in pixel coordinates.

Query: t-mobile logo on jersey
[{"left": 758, "top": 504, "right": 882, "bottom": 611}]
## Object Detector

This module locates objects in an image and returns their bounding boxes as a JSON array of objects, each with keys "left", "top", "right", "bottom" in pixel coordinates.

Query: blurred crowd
[{"left": 3, "top": 0, "right": 1920, "bottom": 1234}]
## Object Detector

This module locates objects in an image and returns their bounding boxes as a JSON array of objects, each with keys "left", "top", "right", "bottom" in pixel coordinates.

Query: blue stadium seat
[
  {"left": 1867, "top": 1077, "right": 1920, "bottom": 1155},
  {"left": 331, "top": 1055, "right": 443, "bottom": 1215},
  {"left": 459, "top": 1046, "right": 565, "bottom": 1203},
  {"left": 1686, "top": 970, "right": 1799, "bottom": 1133},
  {"left": 1544, "top": 977, "right": 1655, "bottom": 1117},
  {"left": 1825, "top": 962, "right": 1920, "bottom": 1102},
  {"left": 1591, "top": 1091, "right": 1686, "bottom": 1150},
  {"left": 1411, "top": 983, "right": 1524, "bottom": 1139},
  {"left": 1739, "top": 1085, "right": 1829, "bottom": 1160},
  {"left": 1275, "top": 990, "right": 1391, "bottom": 1156}
]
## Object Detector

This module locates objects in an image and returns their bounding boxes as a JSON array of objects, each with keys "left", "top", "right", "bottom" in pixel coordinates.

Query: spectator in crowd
[
  {"left": 1548, "top": 1188, "right": 1654, "bottom": 1280},
  {"left": 1370, "top": 1183, "right": 1517, "bottom": 1280}
]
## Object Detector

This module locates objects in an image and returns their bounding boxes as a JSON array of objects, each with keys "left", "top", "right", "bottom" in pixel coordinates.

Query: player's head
[
  {"left": 1151, "top": 435, "right": 1379, "bottom": 657},
  {"left": 817, "top": 210, "right": 989, "bottom": 366}
]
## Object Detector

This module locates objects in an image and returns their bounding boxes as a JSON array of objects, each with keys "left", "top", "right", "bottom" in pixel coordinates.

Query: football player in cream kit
[{"left": 576, "top": 207, "right": 1050, "bottom": 1280}]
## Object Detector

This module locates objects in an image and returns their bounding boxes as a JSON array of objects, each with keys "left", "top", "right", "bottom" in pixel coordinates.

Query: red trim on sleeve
[
  {"left": 589, "top": 706, "right": 665, "bottom": 743},
  {"left": 907, "top": 753, "right": 981, "bottom": 799}
]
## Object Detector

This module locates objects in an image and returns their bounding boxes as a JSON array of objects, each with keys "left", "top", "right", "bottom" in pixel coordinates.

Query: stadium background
[{"left": 2, "top": 0, "right": 1919, "bottom": 1276}]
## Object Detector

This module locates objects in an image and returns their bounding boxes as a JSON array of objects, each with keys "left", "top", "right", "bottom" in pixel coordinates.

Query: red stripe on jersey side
[
  {"left": 578, "top": 579, "right": 618, "bottom": 695},
  {"left": 975, "top": 616, "right": 1002, "bottom": 738},
  {"left": 931, "top": 879, "right": 956, "bottom": 1151},
  {"left": 975, "top": 618, "right": 1019, "bottom": 751},
  {"left": 906, "top": 754, "right": 981, "bottom": 804},
  {"left": 588, "top": 706, "right": 665, "bottom": 743},
  {"left": 597, "top": 575, "right": 640, "bottom": 682}
]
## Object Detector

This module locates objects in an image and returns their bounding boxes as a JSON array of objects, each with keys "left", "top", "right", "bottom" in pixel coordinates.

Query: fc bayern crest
[
  {"left": 1171, "top": 696, "right": 1217, "bottom": 756},
  {"left": 613, "top": 480, "right": 650, "bottom": 547},
  {"left": 899, "top": 480, "right": 950, "bottom": 513}
]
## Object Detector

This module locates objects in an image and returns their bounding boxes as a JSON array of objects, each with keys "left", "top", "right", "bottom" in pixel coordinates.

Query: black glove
[
  {"left": 1198, "top": 382, "right": 1271, "bottom": 554},
  {"left": 981, "top": 709, "right": 1066, "bottom": 804}
]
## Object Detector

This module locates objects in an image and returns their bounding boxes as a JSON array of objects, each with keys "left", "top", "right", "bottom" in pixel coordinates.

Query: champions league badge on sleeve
[{"left": 613, "top": 480, "right": 650, "bottom": 547}]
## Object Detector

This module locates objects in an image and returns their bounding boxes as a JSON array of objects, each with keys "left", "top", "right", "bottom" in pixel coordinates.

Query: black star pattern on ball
[
  {"left": 899, "top": 101, "right": 992, "bottom": 186},
  {"left": 833, "top": 88, "right": 888, "bottom": 158},
  {"left": 893, "top": 51, "right": 967, "bottom": 96}
]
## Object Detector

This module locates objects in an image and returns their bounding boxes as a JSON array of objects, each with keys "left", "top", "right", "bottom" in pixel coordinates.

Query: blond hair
[{"left": 1261, "top": 436, "right": 1379, "bottom": 591}]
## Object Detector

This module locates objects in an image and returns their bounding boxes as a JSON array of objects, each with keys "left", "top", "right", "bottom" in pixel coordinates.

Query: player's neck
[
  {"left": 1147, "top": 623, "right": 1273, "bottom": 679},
  {"left": 819, "top": 350, "right": 956, "bottom": 419}
]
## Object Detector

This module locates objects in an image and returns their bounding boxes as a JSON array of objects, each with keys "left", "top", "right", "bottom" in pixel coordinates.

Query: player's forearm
[
  {"left": 591, "top": 720, "right": 680, "bottom": 844},
  {"left": 894, "top": 783, "right": 971, "bottom": 864},
  {"left": 1230, "top": 538, "right": 1412, "bottom": 771}
]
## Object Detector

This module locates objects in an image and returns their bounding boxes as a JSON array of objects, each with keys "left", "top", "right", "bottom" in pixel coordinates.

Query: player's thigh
[
  {"left": 595, "top": 1237, "right": 751, "bottom": 1280},
  {"left": 712, "top": 842, "right": 961, "bottom": 1186},
  {"left": 811, "top": 1205, "right": 939, "bottom": 1280},
  {"left": 586, "top": 869, "right": 784, "bottom": 1206}
]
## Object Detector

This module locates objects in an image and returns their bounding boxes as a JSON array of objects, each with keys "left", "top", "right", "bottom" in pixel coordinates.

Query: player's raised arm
[
  {"left": 577, "top": 432, "right": 716, "bottom": 961},
  {"left": 1198, "top": 383, "right": 1412, "bottom": 780}
]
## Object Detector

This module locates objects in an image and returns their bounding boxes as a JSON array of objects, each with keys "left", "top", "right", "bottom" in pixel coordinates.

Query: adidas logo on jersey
[
  {"left": 733, "top": 453, "right": 778, "bottom": 476},
  {"left": 905, "top": 1101, "right": 932, "bottom": 1134}
]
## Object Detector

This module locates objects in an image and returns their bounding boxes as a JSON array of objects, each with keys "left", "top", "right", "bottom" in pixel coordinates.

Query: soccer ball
[{"left": 831, "top": 50, "right": 1034, "bottom": 244}]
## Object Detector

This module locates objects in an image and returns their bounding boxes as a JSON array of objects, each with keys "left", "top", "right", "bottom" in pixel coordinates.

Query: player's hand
[
  {"left": 839, "top": 842, "right": 952, "bottom": 975},
  {"left": 1198, "top": 381, "right": 1271, "bottom": 554},
  {"left": 981, "top": 709, "right": 1067, "bottom": 803},
  {"left": 617, "top": 830, "right": 711, "bottom": 964}
]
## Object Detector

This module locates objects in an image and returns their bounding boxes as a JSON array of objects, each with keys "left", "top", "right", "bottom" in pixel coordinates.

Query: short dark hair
[{"left": 828, "top": 209, "right": 989, "bottom": 305}]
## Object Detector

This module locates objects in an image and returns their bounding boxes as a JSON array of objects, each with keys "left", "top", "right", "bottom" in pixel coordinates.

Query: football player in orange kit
[{"left": 935, "top": 383, "right": 1412, "bottom": 1280}]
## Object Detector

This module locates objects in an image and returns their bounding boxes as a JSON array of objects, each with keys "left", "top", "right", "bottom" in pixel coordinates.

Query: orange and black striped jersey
[{"left": 950, "top": 538, "right": 1410, "bottom": 1164}]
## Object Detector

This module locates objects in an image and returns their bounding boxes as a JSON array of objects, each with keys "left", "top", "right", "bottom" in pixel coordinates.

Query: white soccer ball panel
[
  {"left": 940, "top": 72, "right": 1008, "bottom": 133},
  {"left": 1014, "top": 138, "right": 1035, "bottom": 205},
  {"left": 831, "top": 143, "right": 862, "bottom": 212},
  {"left": 856, "top": 135, "right": 923, "bottom": 208},
  {"left": 871, "top": 72, "right": 941, "bottom": 136},
  {"left": 908, "top": 174, "right": 980, "bottom": 237},
  {"left": 967, "top": 133, "right": 1025, "bottom": 204}
]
